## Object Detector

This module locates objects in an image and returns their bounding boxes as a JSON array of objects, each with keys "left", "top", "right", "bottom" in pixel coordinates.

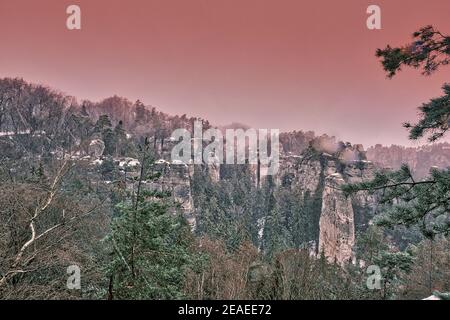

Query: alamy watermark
[
  {"left": 170, "top": 121, "right": 280, "bottom": 175},
  {"left": 65, "top": 4, "right": 381, "bottom": 31},
  {"left": 67, "top": 265, "right": 81, "bottom": 290},
  {"left": 366, "top": 265, "right": 382, "bottom": 290}
]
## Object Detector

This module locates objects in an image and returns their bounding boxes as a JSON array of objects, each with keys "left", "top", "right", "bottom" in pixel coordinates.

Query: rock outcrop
[
  {"left": 367, "top": 143, "right": 450, "bottom": 179},
  {"left": 83, "top": 132, "right": 378, "bottom": 266},
  {"left": 273, "top": 142, "right": 376, "bottom": 265},
  {"left": 318, "top": 173, "right": 355, "bottom": 265}
]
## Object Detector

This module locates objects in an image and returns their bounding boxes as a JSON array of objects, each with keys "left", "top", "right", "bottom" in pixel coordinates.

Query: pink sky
[{"left": 1, "top": 0, "right": 449, "bottom": 147}]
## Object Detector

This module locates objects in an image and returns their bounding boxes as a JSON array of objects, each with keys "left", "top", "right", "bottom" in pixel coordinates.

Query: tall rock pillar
[{"left": 318, "top": 173, "right": 355, "bottom": 265}]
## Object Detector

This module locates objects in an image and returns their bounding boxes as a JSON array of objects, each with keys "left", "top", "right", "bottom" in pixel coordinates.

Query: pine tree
[
  {"left": 114, "top": 120, "right": 128, "bottom": 156},
  {"left": 263, "top": 207, "right": 289, "bottom": 259},
  {"left": 344, "top": 25, "right": 450, "bottom": 299},
  {"left": 376, "top": 25, "right": 450, "bottom": 78},
  {"left": 355, "top": 225, "right": 388, "bottom": 265},
  {"left": 102, "top": 127, "right": 116, "bottom": 156},
  {"left": 344, "top": 26, "right": 450, "bottom": 238},
  {"left": 374, "top": 251, "right": 413, "bottom": 299},
  {"left": 95, "top": 114, "right": 112, "bottom": 132},
  {"left": 104, "top": 139, "right": 194, "bottom": 299},
  {"left": 105, "top": 199, "right": 193, "bottom": 299}
]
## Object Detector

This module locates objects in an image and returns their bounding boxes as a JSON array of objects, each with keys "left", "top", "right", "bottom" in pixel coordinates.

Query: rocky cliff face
[
  {"left": 271, "top": 144, "right": 376, "bottom": 265},
  {"left": 145, "top": 135, "right": 376, "bottom": 267},
  {"left": 319, "top": 173, "right": 355, "bottom": 265},
  {"left": 367, "top": 143, "right": 450, "bottom": 179},
  {"left": 316, "top": 158, "right": 376, "bottom": 265},
  {"left": 8, "top": 127, "right": 376, "bottom": 266}
]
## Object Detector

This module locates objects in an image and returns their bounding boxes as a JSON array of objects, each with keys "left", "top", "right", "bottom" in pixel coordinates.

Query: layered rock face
[
  {"left": 273, "top": 147, "right": 376, "bottom": 265},
  {"left": 367, "top": 143, "right": 450, "bottom": 179},
  {"left": 82, "top": 133, "right": 377, "bottom": 266},
  {"left": 317, "top": 158, "right": 375, "bottom": 265},
  {"left": 156, "top": 162, "right": 194, "bottom": 212},
  {"left": 318, "top": 173, "right": 355, "bottom": 265}
]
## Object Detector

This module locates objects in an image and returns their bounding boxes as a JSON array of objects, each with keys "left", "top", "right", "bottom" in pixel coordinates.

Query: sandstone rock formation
[
  {"left": 115, "top": 133, "right": 377, "bottom": 265},
  {"left": 367, "top": 143, "right": 450, "bottom": 179},
  {"left": 272, "top": 142, "right": 377, "bottom": 265},
  {"left": 318, "top": 173, "right": 355, "bottom": 265}
]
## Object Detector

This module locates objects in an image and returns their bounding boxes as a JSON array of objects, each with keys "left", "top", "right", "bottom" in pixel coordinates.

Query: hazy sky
[{"left": 1, "top": 0, "right": 449, "bottom": 147}]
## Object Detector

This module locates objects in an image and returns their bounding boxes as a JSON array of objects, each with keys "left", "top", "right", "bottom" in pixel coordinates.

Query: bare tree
[{"left": 0, "top": 159, "right": 105, "bottom": 297}]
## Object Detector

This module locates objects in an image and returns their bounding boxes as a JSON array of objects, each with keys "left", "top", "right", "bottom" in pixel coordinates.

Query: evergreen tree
[
  {"left": 104, "top": 139, "right": 194, "bottom": 299},
  {"left": 374, "top": 251, "right": 413, "bottom": 299},
  {"left": 355, "top": 225, "right": 388, "bottom": 264},
  {"left": 95, "top": 114, "right": 112, "bottom": 132},
  {"left": 376, "top": 25, "right": 450, "bottom": 78},
  {"left": 263, "top": 207, "right": 290, "bottom": 259},
  {"left": 102, "top": 127, "right": 116, "bottom": 156},
  {"left": 343, "top": 25, "right": 450, "bottom": 299},
  {"left": 105, "top": 199, "right": 193, "bottom": 299},
  {"left": 344, "top": 26, "right": 450, "bottom": 238},
  {"left": 114, "top": 120, "right": 128, "bottom": 156}
]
